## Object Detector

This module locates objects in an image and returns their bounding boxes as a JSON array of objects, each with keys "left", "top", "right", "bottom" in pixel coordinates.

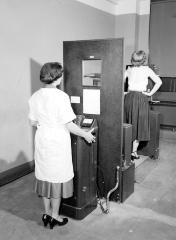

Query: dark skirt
[
  {"left": 124, "top": 91, "right": 150, "bottom": 141},
  {"left": 34, "top": 178, "right": 73, "bottom": 199}
]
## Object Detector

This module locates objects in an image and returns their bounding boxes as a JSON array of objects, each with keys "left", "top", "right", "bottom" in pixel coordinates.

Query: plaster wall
[{"left": 0, "top": 0, "right": 115, "bottom": 173}]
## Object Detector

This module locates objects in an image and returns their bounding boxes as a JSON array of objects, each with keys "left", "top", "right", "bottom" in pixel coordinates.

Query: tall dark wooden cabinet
[{"left": 63, "top": 39, "right": 124, "bottom": 199}]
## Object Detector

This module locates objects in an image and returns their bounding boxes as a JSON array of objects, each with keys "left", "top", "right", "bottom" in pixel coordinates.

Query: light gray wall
[
  {"left": 136, "top": 14, "right": 150, "bottom": 53},
  {"left": 0, "top": 0, "right": 115, "bottom": 173},
  {"left": 115, "top": 14, "right": 136, "bottom": 66},
  {"left": 115, "top": 13, "right": 150, "bottom": 68}
]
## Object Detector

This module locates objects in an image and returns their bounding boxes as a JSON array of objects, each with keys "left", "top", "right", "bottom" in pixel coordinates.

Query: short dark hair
[{"left": 40, "top": 62, "right": 63, "bottom": 84}]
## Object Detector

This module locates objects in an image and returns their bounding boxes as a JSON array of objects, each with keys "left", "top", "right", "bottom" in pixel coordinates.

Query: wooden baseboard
[{"left": 0, "top": 160, "right": 34, "bottom": 187}]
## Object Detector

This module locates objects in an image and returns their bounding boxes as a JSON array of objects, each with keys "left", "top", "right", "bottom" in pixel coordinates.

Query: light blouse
[{"left": 124, "top": 65, "right": 162, "bottom": 92}]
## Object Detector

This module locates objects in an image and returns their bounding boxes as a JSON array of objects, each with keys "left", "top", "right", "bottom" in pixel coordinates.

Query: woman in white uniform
[
  {"left": 28, "top": 62, "right": 95, "bottom": 229},
  {"left": 124, "top": 50, "right": 162, "bottom": 160}
]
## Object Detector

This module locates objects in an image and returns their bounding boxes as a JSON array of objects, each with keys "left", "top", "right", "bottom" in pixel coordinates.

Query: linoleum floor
[{"left": 0, "top": 129, "right": 176, "bottom": 240}]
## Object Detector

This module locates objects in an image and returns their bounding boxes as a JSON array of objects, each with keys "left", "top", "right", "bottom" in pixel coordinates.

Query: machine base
[{"left": 60, "top": 198, "right": 97, "bottom": 220}]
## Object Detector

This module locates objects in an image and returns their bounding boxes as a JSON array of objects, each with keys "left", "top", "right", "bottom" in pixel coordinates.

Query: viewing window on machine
[{"left": 82, "top": 59, "right": 102, "bottom": 87}]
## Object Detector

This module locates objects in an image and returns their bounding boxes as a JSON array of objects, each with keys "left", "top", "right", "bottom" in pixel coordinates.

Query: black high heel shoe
[
  {"left": 42, "top": 214, "right": 51, "bottom": 227},
  {"left": 49, "top": 217, "right": 68, "bottom": 229},
  {"left": 131, "top": 152, "right": 140, "bottom": 161}
]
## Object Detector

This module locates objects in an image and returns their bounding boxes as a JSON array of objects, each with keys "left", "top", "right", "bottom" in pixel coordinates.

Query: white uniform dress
[{"left": 28, "top": 88, "right": 76, "bottom": 198}]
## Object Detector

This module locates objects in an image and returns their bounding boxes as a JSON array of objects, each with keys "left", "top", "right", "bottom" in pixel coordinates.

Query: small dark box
[
  {"left": 120, "top": 162, "right": 135, "bottom": 202},
  {"left": 138, "top": 110, "right": 160, "bottom": 159}
]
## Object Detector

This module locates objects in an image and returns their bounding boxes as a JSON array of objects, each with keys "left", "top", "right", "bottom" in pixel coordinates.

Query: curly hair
[
  {"left": 131, "top": 50, "right": 147, "bottom": 66},
  {"left": 40, "top": 62, "right": 63, "bottom": 84}
]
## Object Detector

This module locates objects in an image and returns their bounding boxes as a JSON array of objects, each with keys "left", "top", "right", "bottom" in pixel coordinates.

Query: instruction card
[{"left": 83, "top": 89, "right": 100, "bottom": 115}]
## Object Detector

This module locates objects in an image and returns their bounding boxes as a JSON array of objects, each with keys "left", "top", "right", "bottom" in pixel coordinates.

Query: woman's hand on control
[
  {"left": 66, "top": 122, "right": 96, "bottom": 143},
  {"left": 83, "top": 128, "right": 96, "bottom": 143}
]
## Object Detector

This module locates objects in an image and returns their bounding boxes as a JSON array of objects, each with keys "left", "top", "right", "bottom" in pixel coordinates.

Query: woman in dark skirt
[{"left": 124, "top": 50, "right": 162, "bottom": 160}]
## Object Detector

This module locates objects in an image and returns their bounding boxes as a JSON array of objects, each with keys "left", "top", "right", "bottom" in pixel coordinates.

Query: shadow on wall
[
  {"left": 30, "top": 58, "right": 43, "bottom": 95},
  {"left": 0, "top": 59, "right": 41, "bottom": 187},
  {"left": 0, "top": 151, "right": 30, "bottom": 172},
  {"left": 30, "top": 58, "right": 43, "bottom": 148},
  {"left": 0, "top": 151, "right": 34, "bottom": 187}
]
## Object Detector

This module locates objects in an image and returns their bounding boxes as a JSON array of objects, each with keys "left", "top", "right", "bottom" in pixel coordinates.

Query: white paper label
[
  {"left": 71, "top": 96, "right": 80, "bottom": 104},
  {"left": 83, "top": 89, "right": 100, "bottom": 115}
]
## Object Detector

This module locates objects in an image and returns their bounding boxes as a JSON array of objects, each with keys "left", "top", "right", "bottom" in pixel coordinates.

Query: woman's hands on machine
[
  {"left": 83, "top": 128, "right": 96, "bottom": 144},
  {"left": 66, "top": 121, "right": 96, "bottom": 144}
]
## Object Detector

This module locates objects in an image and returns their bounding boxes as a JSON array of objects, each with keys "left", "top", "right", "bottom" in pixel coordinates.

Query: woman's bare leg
[
  {"left": 50, "top": 183, "right": 62, "bottom": 220},
  {"left": 132, "top": 140, "right": 139, "bottom": 156},
  {"left": 42, "top": 197, "right": 51, "bottom": 216}
]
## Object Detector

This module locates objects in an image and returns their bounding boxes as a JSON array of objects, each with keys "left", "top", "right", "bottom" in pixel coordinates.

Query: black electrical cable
[
  {"left": 96, "top": 165, "right": 120, "bottom": 214},
  {"left": 96, "top": 165, "right": 109, "bottom": 213}
]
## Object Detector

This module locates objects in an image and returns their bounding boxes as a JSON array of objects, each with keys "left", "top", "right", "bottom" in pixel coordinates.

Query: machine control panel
[
  {"left": 74, "top": 115, "right": 95, "bottom": 128},
  {"left": 81, "top": 118, "right": 94, "bottom": 128}
]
